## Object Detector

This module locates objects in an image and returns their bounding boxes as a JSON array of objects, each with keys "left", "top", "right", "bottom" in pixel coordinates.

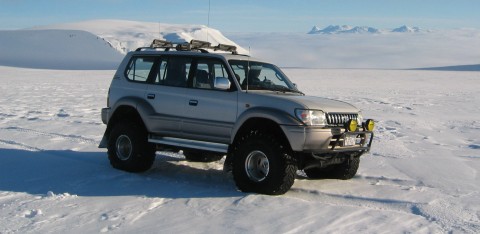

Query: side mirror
[
  {"left": 214, "top": 77, "right": 231, "bottom": 90},
  {"left": 293, "top": 83, "right": 298, "bottom": 88}
]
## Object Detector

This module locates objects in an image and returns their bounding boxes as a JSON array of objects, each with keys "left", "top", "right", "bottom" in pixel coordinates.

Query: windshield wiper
[{"left": 270, "top": 86, "right": 305, "bottom": 95}]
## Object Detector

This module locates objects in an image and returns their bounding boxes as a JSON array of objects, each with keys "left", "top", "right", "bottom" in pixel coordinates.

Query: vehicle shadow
[{"left": 0, "top": 148, "right": 242, "bottom": 199}]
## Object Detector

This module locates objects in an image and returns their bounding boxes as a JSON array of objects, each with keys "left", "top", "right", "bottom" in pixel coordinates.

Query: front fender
[{"left": 230, "top": 106, "right": 302, "bottom": 143}]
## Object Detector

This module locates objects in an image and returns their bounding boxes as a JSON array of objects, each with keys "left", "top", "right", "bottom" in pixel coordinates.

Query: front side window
[
  {"left": 229, "top": 60, "right": 297, "bottom": 92},
  {"left": 125, "top": 57, "right": 155, "bottom": 82},
  {"left": 191, "top": 59, "right": 231, "bottom": 90}
]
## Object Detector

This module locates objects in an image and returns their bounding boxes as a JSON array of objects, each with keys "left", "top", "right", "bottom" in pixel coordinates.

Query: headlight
[
  {"left": 295, "top": 109, "right": 326, "bottom": 126},
  {"left": 346, "top": 119, "right": 358, "bottom": 132},
  {"left": 364, "top": 119, "right": 375, "bottom": 131}
]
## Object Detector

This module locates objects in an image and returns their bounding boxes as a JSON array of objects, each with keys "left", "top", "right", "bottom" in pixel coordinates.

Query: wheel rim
[
  {"left": 245, "top": 150, "right": 270, "bottom": 182},
  {"left": 116, "top": 134, "right": 132, "bottom": 161}
]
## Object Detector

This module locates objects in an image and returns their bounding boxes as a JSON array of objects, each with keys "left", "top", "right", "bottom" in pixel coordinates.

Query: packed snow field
[{"left": 0, "top": 66, "right": 478, "bottom": 233}]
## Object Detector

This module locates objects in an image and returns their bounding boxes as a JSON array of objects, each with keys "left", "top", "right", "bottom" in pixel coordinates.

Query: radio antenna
[
  {"left": 206, "top": 0, "right": 211, "bottom": 42},
  {"left": 246, "top": 46, "right": 250, "bottom": 93}
]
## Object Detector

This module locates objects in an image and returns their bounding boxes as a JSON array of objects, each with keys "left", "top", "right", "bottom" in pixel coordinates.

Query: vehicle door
[
  {"left": 145, "top": 56, "right": 192, "bottom": 137},
  {"left": 182, "top": 58, "right": 238, "bottom": 144}
]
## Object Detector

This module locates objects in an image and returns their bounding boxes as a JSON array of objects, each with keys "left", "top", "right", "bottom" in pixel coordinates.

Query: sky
[{"left": 1, "top": 0, "right": 480, "bottom": 32}]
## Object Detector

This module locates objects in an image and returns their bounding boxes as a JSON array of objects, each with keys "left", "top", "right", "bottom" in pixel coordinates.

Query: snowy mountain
[
  {"left": 345, "top": 26, "right": 379, "bottom": 34},
  {"left": 33, "top": 19, "right": 248, "bottom": 55},
  {"left": 309, "top": 25, "right": 426, "bottom": 34},
  {"left": 308, "top": 25, "right": 322, "bottom": 34},
  {"left": 392, "top": 25, "right": 423, "bottom": 33},
  {"left": 308, "top": 25, "right": 379, "bottom": 34},
  {"left": 308, "top": 25, "right": 353, "bottom": 34}
]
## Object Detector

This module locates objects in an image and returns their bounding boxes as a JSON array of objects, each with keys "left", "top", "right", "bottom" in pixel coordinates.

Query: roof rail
[{"left": 136, "top": 39, "right": 238, "bottom": 54}]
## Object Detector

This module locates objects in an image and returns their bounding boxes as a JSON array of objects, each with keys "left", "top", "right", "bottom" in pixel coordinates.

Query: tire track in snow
[
  {"left": 0, "top": 126, "right": 97, "bottom": 145},
  {"left": 289, "top": 187, "right": 424, "bottom": 215},
  {"left": 290, "top": 189, "right": 440, "bottom": 231},
  {"left": 288, "top": 187, "right": 478, "bottom": 233},
  {"left": 0, "top": 139, "right": 42, "bottom": 151}
]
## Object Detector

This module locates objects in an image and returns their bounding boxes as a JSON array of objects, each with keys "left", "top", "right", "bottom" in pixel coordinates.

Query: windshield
[{"left": 229, "top": 60, "right": 299, "bottom": 93}]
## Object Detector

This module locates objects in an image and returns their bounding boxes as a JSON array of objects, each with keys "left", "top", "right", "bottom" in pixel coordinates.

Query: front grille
[{"left": 326, "top": 113, "right": 358, "bottom": 126}]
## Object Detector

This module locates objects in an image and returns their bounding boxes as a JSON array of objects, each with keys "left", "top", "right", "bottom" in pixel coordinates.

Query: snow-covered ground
[{"left": 1, "top": 66, "right": 478, "bottom": 233}]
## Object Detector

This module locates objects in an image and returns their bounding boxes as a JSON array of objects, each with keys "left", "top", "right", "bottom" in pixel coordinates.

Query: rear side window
[
  {"left": 125, "top": 57, "right": 155, "bottom": 82},
  {"left": 153, "top": 57, "right": 192, "bottom": 87}
]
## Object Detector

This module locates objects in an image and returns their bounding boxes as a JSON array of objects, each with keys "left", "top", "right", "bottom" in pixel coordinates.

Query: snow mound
[
  {"left": 0, "top": 29, "right": 123, "bottom": 70},
  {"left": 34, "top": 19, "right": 248, "bottom": 55}
]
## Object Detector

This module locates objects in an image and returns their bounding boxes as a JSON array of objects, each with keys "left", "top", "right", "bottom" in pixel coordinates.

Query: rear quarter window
[{"left": 125, "top": 56, "right": 156, "bottom": 82}]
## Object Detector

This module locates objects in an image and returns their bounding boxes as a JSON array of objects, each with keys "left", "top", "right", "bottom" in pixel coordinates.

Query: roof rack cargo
[{"left": 136, "top": 39, "right": 238, "bottom": 54}]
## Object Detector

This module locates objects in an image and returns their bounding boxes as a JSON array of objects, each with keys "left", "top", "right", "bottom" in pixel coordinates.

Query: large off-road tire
[
  {"left": 183, "top": 150, "right": 225, "bottom": 162},
  {"left": 107, "top": 121, "right": 156, "bottom": 172},
  {"left": 304, "top": 157, "right": 360, "bottom": 180},
  {"left": 232, "top": 130, "right": 297, "bottom": 195},
  {"left": 332, "top": 157, "right": 360, "bottom": 180}
]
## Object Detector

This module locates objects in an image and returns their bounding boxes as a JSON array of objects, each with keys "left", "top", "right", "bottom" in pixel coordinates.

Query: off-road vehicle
[{"left": 100, "top": 39, "right": 374, "bottom": 195}]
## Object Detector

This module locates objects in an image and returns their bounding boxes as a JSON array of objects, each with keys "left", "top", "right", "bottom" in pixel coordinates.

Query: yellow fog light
[
  {"left": 364, "top": 119, "right": 375, "bottom": 131},
  {"left": 346, "top": 119, "right": 358, "bottom": 132}
]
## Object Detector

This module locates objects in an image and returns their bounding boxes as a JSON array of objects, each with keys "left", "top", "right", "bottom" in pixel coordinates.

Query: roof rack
[{"left": 136, "top": 39, "right": 238, "bottom": 54}]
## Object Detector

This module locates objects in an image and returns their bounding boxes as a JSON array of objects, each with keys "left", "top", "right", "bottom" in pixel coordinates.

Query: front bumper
[
  {"left": 325, "top": 131, "right": 374, "bottom": 153},
  {"left": 281, "top": 125, "right": 373, "bottom": 154}
]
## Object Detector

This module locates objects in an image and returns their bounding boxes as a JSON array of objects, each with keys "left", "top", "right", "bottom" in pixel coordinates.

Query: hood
[
  {"left": 248, "top": 91, "right": 359, "bottom": 113},
  {"left": 284, "top": 95, "right": 358, "bottom": 113}
]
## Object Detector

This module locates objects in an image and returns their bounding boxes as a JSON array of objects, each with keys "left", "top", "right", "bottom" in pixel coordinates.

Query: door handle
[
  {"left": 189, "top": 100, "right": 198, "bottom": 106},
  {"left": 147, "top": 94, "right": 155, "bottom": 99}
]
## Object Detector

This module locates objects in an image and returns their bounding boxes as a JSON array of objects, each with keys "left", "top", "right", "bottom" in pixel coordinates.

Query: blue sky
[{"left": 1, "top": 0, "right": 479, "bottom": 32}]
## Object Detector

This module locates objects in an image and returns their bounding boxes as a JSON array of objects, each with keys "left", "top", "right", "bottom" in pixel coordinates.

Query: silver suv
[{"left": 100, "top": 39, "right": 374, "bottom": 195}]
